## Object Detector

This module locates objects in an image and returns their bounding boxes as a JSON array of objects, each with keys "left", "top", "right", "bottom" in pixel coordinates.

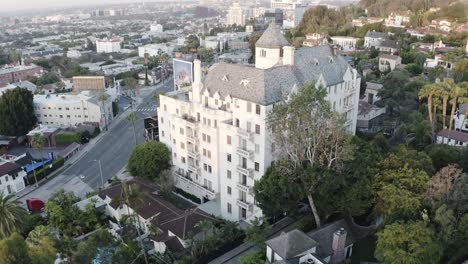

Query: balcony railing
[
  {"left": 236, "top": 148, "right": 254, "bottom": 160},
  {"left": 237, "top": 128, "right": 254, "bottom": 141},
  {"left": 236, "top": 199, "right": 253, "bottom": 211},
  {"left": 236, "top": 165, "right": 254, "bottom": 179},
  {"left": 237, "top": 182, "right": 253, "bottom": 194},
  {"left": 187, "top": 149, "right": 200, "bottom": 159},
  {"left": 174, "top": 171, "right": 215, "bottom": 198}
]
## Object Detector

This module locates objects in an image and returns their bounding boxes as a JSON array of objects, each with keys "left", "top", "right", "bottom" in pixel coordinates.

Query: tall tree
[
  {"left": 0, "top": 194, "right": 28, "bottom": 239},
  {"left": 127, "top": 141, "right": 171, "bottom": 180},
  {"left": 375, "top": 221, "right": 441, "bottom": 264},
  {"left": 0, "top": 88, "right": 36, "bottom": 136},
  {"left": 267, "top": 83, "right": 353, "bottom": 227},
  {"left": 127, "top": 111, "right": 138, "bottom": 146},
  {"left": 98, "top": 94, "right": 109, "bottom": 131},
  {"left": 0, "top": 233, "right": 31, "bottom": 264},
  {"left": 26, "top": 225, "right": 56, "bottom": 264}
]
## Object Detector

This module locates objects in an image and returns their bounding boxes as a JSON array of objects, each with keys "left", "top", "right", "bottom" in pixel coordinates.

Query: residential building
[
  {"left": 0, "top": 161, "right": 27, "bottom": 197},
  {"left": 0, "top": 64, "right": 43, "bottom": 87},
  {"left": 330, "top": 36, "right": 358, "bottom": 52},
  {"left": 357, "top": 82, "right": 386, "bottom": 133},
  {"left": 157, "top": 22, "right": 361, "bottom": 222},
  {"left": 424, "top": 54, "right": 453, "bottom": 70},
  {"left": 352, "top": 17, "right": 384, "bottom": 27},
  {"left": 364, "top": 31, "right": 388, "bottom": 48},
  {"left": 96, "top": 37, "right": 122, "bottom": 53},
  {"left": 72, "top": 76, "right": 106, "bottom": 92},
  {"left": 437, "top": 129, "right": 468, "bottom": 147},
  {"left": 265, "top": 218, "right": 371, "bottom": 264},
  {"left": 226, "top": 3, "right": 246, "bottom": 26},
  {"left": 303, "top": 33, "right": 328, "bottom": 47},
  {"left": 271, "top": 0, "right": 303, "bottom": 10},
  {"left": 384, "top": 12, "right": 411, "bottom": 28},
  {"left": 430, "top": 19, "right": 452, "bottom": 32},
  {"left": 33, "top": 91, "right": 112, "bottom": 129},
  {"left": 0, "top": 80, "right": 37, "bottom": 96},
  {"left": 150, "top": 23, "right": 164, "bottom": 33},
  {"left": 454, "top": 104, "right": 468, "bottom": 133},
  {"left": 139, "top": 44, "right": 174, "bottom": 58},
  {"left": 378, "top": 39, "right": 400, "bottom": 54},
  {"left": 379, "top": 54, "right": 402, "bottom": 72},
  {"left": 96, "top": 178, "right": 216, "bottom": 254}
]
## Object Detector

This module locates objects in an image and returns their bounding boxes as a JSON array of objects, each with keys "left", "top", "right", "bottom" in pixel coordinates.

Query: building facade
[
  {"left": 0, "top": 64, "right": 43, "bottom": 87},
  {"left": 158, "top": 23, "right": 360, "bottom": 223},
  {"left": 225, "top": 3, "right": 246, "bottom": 26},
  {"left": 0, "top": 162, "right": 27, "bottom": 197},
  {"left": 331, "top": 36, "right": 359, "bottom": 52},
  {"left": 33, "top": 91, "right": 112, "bottom": 129},
  {"left": 96, "top": 38, "right": 122, "bottom": 53}
]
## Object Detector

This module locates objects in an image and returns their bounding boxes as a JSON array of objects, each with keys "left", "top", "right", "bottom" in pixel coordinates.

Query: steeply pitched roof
[
  {"left": 14, "top": 152, "right": 34, "bottom": 166},
  {"left": 437, "top": 129, "right": 468, "bottom": 142},
  {"left": 256, "top": 22, "right": 290, "bottom": 48},
  {"left": 266, "top": 229, "right": 318, "bottom": 259},
  {"left": 379, "top": 39, "right": 400, "bottom": 49},
  {"left": 202, "top": 45, "right": 352, "bottom": 105},
  {"left": 0, "top": 162, "right": 22, "bottom": 177},
  {"left": 160, "top": 208, "right": 217, "bottom": 240},
  {"left": 99, "top": 178, "right": 183, "bottom": 221},
  {"left": 306, "top": 219, "right": 356, "bottom": 259}
]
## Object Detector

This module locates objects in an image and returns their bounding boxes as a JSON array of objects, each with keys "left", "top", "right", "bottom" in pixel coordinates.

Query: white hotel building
[
  {"left": 158, "top": 23, "right": 360, "bottom": 223},
  {"left": 34, "top": 91, "right": 113, "bottom": 129}
]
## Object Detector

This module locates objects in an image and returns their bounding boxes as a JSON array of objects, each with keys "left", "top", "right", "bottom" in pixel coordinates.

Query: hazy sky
[{"left": 1, "top": 0, "right": 143, "bottom": 12}]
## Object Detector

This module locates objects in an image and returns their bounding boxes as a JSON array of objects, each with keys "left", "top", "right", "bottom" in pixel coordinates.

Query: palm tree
[
  {"left": 0, "top": 194, "right": 28, "bottom": 238},
  {"left": 194, "top": 219, "right": 214, "bottom": 256},
  {"left": 419, "top": 83, "right": 437, "bottom": 131},
  {"left": 120, "top": 182, "right": 148, "bottom": 264},
  {"left": 127, "top": 111, "right": 138, "bottom": 146},
  {"left": 31, "top": 133, "right": 46, "bottom": 187},
  {"left": 438, "top": 79, "right": 454, "bottom": 129},
  {"left": 448, "top": 81, "right": 467, "bottom": 130},
  {"left": 26, "top": 225, "right": 50, "bottom": 247},
  {"left": 99, "top": 94, "right": 109, "bottom": 131}
]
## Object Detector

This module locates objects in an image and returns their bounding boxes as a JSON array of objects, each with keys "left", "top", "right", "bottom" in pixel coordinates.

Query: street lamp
[{"left": 90, "top": 159, "right": 104, "bottom": 188}]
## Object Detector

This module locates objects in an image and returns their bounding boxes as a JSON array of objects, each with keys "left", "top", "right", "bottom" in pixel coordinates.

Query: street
[{"left": 18, "top": 80, "right": 174, "bottom": 202}]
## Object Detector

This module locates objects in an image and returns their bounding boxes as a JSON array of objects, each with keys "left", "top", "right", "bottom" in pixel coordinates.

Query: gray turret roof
[
  {"left": 202, "top": 45, "right": 353, "bottom": 105},
  {"left": 266, "top": 229, "right": 318, "bottom": 259},
  {"left": 255, "top": 22, "right": 290, "bottom": 48}
]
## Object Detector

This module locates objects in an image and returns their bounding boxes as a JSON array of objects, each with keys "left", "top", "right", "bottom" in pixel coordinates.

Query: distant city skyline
[{"left": 1, "top": 0, "right": 172, "bottom": 12}]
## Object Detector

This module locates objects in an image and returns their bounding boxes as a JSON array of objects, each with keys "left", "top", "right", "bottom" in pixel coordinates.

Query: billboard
[{"left": 173, "top": 59, "right": 193, "bottom": 90}]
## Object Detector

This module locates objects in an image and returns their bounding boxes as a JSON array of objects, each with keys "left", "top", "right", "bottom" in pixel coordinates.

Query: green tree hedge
[
  {"left": 127, "top": 141, "right": 171, "bottom": 180},
  {"left": 0, "top": 88, "right": 36, "bottom": 136},
  {"left": 55, "top": 132, "right": 81, "bottom": 145}
]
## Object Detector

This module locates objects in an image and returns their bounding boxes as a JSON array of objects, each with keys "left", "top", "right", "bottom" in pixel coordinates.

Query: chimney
[
  {"left": 192, "top": 59, "right": 202, "bottom": 103},
  {"left": 283, "top": 46, "right": 295, "bottom": 66},
  {"left": 330, "top": 227, "right": 347, "bottom": 264}
]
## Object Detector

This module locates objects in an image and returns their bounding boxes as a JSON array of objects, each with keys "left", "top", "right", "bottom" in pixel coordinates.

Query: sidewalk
[{"left": 14, "top": 82, "right": 165, "bottom": 201}]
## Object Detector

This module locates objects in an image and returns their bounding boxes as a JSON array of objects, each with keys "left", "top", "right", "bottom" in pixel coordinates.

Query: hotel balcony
[
  {"left": 186, "top": 133, "right": 199, "bottom": 144},
  {"left": 236, "top": 165, "right": 254, "bottom": 179},
  {"left": 187, "top": 149, "right": 200, "bottom": 159},
  {"left": 188, "top": 163, "right": 200, "bottom": 173},
  {"left": 236, "top": 199, "right": 253, "bottom": 211},
  {"left": 344, "top": 102, "right": 354, "bottom": 111},
  {"left": 345, "top": 86, "right": 356, "bottom": 95},
  {"left": 174, "top": 171, "right": 215, "bottom": 199},
  {"left": 237, "top": 182, "right": 253, "bottom": 195},
  {"left": 237, "top": 127, "right": 254, "bottom": 141},
  {"left": 181, "top": 114, "right": 198, "bottom": 129},
  {"left": 236, "top": 147, "right": 254, "bottom": 160}
]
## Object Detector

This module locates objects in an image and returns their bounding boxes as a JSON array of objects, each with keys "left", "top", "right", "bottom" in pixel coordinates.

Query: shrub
[
  {"left": 27, "top": 157, "right": 65, "bottom": 184},
  {"left": 174, "top": 187, "right": 201, "bottom": 204},
  {"left": 55, "top": 132, "right": 81, "bottom": 145}
]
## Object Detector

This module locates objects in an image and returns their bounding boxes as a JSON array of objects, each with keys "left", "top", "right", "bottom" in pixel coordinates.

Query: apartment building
[
  {"left": 225, "top": 3, "right": 246, "bottom": 26},
  {"left": 33, "top": 91, "right": 112, "bottom": 129},
  {"left": 158, "top": 22, "right": 360, "bottom": 223},
  {"left": 96, "top": 37, "right": 122, "bottom": 53},
  {"left": 0, "top": 63, "right": 43, "bottom": 87}
]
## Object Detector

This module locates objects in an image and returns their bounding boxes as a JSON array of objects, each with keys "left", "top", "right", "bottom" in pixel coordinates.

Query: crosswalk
[{"left": 135, "top": 106, "right": 157, "bottom": 113}]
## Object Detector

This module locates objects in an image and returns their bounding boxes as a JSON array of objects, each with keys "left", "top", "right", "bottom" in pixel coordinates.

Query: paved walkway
[{"left": 208, "top": 217, "right": 296, "bottom": 264}]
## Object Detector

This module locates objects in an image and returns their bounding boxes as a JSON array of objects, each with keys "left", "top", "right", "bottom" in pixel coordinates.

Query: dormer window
[
  {"left": 313, "top": 58, "right": 319, "bottom": 65},
  {"left": 240, "top": 79, "right": 250, "bottom": 87},
  {"left": 222, "top": 75, "right": 229, "bottom": 81},
  {"left": 328, "top": 56, "right": 334, "bottom": 63}
]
